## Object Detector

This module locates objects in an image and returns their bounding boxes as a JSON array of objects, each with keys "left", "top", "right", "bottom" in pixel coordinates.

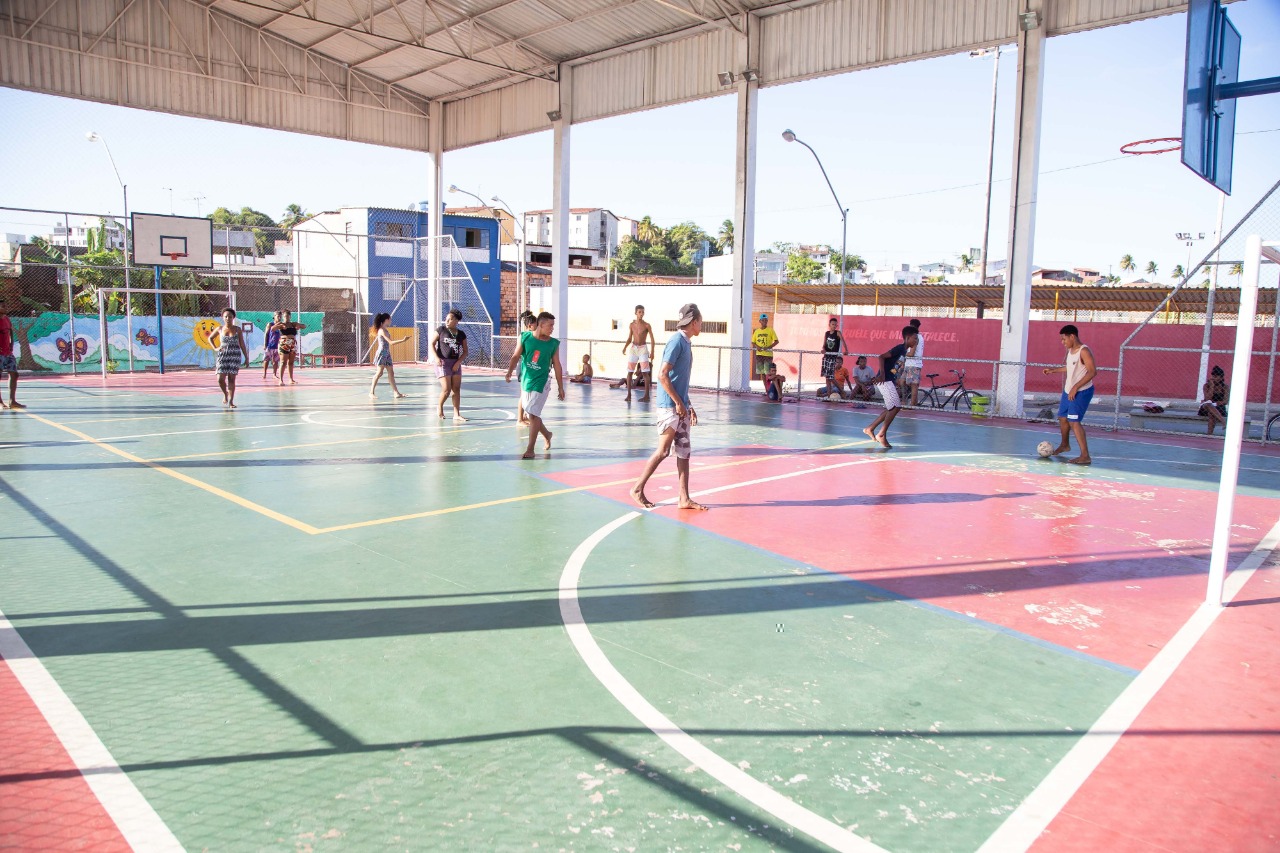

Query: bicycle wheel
[
  {"left": 954, "top": 390, "right": 980, "bottom": 411},
  {"left": 915, "top": 389, "right": 937, "bottom": 408}
]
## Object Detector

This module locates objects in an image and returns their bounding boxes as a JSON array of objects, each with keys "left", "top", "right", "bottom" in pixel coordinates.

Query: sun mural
[{"left": 194, "top": 318, "right": 222, "bottom": 350}]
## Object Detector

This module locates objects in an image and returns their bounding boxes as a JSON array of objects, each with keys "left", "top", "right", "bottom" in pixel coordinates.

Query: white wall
[
  {"left": 527, "top": 283, "right": 734, "bottom": 386},
  {"left": 293, "top": 210, "right": 367, "bottom": 291}
]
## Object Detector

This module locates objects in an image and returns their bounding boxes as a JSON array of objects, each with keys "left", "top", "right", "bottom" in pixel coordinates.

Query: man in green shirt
[{"left": 505, "top": 311, "right": 565, "bottom": 459}]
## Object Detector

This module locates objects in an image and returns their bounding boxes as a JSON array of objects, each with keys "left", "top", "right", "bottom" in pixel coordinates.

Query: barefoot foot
[
  {"left": 630, "top": 488, "right": 655, "bottom": 509},
  {"left": 543, "top": 431, "right": 553, "bottom": 450},
  {"left": 1067, "top": 456, "right": 1092, "bottom": 465},
  {"left": 454, "top": 414, "right": 467, "bottom": 422},
  {"left": 8, "top": 401, "right": 24, "bottom": 410},
  {"left": 862, "top": 427, "right": 877, "bottom": 441},
  {"left": 1050, "top": 444, "right": 1070, "bottom": 456},
  {"left": 678, "top": 500, "right": 710, "bottom": 511},
  {"left": 521, "top": 451, "right": 535, "bottom": 460}
]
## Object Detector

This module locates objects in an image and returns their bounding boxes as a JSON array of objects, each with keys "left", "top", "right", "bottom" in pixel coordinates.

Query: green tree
[
  {"left": 771, "top": 241, "right": 796, "bottom": 255},
  {"left": 717, "top": 218, "right": 734, "bottom": 253},
  {"left": 1120, "top": 254, "right": 1135, "bottom": 274},
  {"left": 211, "top": 205, "right": 282, "bottom": 257},
  {"left": 1171, "top": 264, "right": 1185, "bottom": 281},
  {"left": 1145, "top": 261, "right": 1159, "bottom": 278},
  {"left": 1229, "top": 261, "right": 1244, "bottom": 279},
  {"left": 279, "top": 203, "right": 310, "bottom": 231},
  {"left": 636, "top": 215, "right": 663, "bottom": 245},
  {"left": 959, "top": 253, "right": 974, "bottom": 272},
  {"left": 785, "top": 252, "right": 824, "bottom": 283},
  {"left": 828, "top": 251, "right": 866, "bottom": 279}
]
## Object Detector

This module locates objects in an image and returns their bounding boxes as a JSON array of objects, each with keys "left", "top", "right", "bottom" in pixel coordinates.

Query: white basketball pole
[{"left": 1205, "top": 235, "right": 1272, "bottom": 605}]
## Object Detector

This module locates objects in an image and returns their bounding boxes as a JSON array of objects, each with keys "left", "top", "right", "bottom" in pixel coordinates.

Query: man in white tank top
[{"left": 1041, "top": 324, "right": 1097, "bottom": 465}]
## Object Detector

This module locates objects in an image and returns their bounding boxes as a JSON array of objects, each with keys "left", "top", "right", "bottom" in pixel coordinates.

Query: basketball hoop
[
  {"left": 1120, "top": 137, "right": 1182, "bottom": 155},
  {"left": 166, "top": 252, "right": 187, "bottom": 262}
]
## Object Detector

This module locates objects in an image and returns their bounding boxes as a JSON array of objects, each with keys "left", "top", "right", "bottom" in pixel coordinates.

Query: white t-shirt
[{"left": 906, "top": 333, "right": 924, "bottom": 369}]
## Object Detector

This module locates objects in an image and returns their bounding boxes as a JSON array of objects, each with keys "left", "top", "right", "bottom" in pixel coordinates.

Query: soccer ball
[{"left": 1036, "top": 441, "right": 1054, "bottom": 458}]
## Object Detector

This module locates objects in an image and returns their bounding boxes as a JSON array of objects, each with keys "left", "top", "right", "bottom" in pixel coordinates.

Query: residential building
[
  {"left": 523, "top": 208, "right": 620, "bottom": 254},
  {"left": 1033, "top": 268, "right": 1085, "bottom": 285},
  {"left": 868, "top": 264, "right": 924, "bottom": 285},
  {"left": 42, "top": 216, "right": 126, "bottom": 251},
  {"left": 292, "top": 206, "right": 501, "bottom": 343}
]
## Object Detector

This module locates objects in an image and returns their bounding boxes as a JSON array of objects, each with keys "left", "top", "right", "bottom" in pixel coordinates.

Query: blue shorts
[{"left": 1058, "top": 386, "right": 1094, "bottom": 422}]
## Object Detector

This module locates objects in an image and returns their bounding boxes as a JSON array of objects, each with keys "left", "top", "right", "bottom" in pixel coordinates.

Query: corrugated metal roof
[{"left": 2, "top": 0, "right": 1192, "bottom": 152}]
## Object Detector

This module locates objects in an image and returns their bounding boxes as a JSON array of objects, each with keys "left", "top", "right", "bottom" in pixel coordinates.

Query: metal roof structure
[{"left": 3, "top": 0, "right": 1188, "bottom": 152}]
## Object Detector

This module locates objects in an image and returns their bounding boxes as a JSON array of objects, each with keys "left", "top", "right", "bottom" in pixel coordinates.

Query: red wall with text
[{"left": 769, "top": 314, "right": 1278, "bottom": 403}]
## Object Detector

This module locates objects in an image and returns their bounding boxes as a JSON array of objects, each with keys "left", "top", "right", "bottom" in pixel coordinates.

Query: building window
[
  {"left": 375, "top": 222, "right": 407, "bottom": 237},
  {"left": 382, "top": 274, "right": 407, "bottom": 300},
  {"left": 611, "top": 320, "right": 619, "bottom": 330},
  {"left": 459, "top": 228, "right": 489, "bottom": 249}
]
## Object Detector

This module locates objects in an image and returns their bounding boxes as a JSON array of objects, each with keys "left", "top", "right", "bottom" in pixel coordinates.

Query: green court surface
[{"left": 1, "top": 366, "right": 1277, "bottom": 851}]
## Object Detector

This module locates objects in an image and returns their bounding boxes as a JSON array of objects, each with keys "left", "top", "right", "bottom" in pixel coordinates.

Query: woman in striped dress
[
  {"left": 209, "top": 307, "right": 249, "bottom": 408},
  {"left": 368, "top": 312, "right": 409, "bottom": 399}
]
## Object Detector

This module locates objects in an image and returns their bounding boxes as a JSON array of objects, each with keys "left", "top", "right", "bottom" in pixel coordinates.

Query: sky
[{"left": 1, "top": 1, "right": 1278, "bottom": 281}]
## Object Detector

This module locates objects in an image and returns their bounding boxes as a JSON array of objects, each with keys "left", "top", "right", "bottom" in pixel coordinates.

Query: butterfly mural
[
  {"left": 56, "top": 337, "right": 89, "bottom": 363},
  {"left": 136, "top": 328, "right": 158, "bottom": 346}
]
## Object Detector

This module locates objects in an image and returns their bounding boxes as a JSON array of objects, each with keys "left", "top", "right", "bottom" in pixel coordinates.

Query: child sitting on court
[
  {"left": 764, "top": 361, "right": 784, "bottom": 403},
  {"left": 568, "top": 353, "right": 594, "bottom": 384}
]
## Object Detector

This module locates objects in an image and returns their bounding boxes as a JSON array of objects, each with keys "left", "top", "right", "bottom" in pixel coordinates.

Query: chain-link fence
[{"left": 0, "top": 207, "right": 499, "bottom": 375}]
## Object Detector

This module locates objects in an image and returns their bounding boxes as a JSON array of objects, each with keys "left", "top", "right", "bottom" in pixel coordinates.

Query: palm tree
[
  {"left": 1171, "top": 264, "right": 1185, "bottom": 281},
  {"left": 1229, "top": 261, "right": 1244, "bottom": 279},
  {"left": 1119, "top": 254, "right": 1135, "bottom": 274},
  {"left": 717, "top": 218, "right": 734, "bottom": 253},
  {"left": 959, "top": 253, "right": 974, "bottom": 272},
  {"left": 636, "top": 216, "right": 663, "bottom": 245},
  {"left": 279, "top": 203, "right": 310, "bottom": 230},
  {"left": 1145, "top": 261, "right": 1158, "bottom": 278}
]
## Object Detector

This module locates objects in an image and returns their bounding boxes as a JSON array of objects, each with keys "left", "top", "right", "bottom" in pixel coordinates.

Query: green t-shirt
[{"left": 520, "top": 331, "right": 560, "bottom": 393}]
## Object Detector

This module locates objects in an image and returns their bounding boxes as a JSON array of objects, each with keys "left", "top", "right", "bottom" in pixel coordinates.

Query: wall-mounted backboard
[{"left": 131, "top": 213, "right": 214, "bottom": 268}]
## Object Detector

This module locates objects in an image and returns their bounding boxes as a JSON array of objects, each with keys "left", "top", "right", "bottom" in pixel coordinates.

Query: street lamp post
[
  {"left": 490, "top": 196, "right": 527, "bottom": 321},
  {"left": 86, "top": 131, "right": 133, "bottom": 374},
  {"left": 448, "top": 185, "right": 526, "bottom": 334},
  {"left": 970, "top": 46, "right": 1002, "bottom": 291},
  {"left": 781, "top": 129, "right": 848, "bottom": 319}
]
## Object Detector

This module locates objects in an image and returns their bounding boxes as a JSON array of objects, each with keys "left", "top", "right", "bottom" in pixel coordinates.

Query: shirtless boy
[
  {"left": 620, "top": 305, "right": 655, "bottom": 402},
  {"left": 619, "top": 303, "right": 655, "bottom": 399}
]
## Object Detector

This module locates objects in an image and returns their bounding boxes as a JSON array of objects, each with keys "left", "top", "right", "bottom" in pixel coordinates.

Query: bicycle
[{"left": 915, "top": 368, "right": 983, "bottom": 411}]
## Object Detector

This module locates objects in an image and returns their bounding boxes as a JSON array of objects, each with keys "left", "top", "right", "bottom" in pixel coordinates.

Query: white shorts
[
  {"left": 521, "top": 386, "right": 551, "bottom": 418},
  {"left": 875, "top": 381, "right": 901, "bottom": 410},
  {"left": 656, "top": 409, "right": 692, "bottom": 459},
  {"left": 627, "top": 344, "right": 651, "bottom": 368}
]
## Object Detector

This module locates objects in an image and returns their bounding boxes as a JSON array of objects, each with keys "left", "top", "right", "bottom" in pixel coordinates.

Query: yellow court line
[
  {"left": 23, "top": 412, "right": 321, "bottom": 535},
  {"left": 317, "top": 437, "right": 870, "bottom": 533}
]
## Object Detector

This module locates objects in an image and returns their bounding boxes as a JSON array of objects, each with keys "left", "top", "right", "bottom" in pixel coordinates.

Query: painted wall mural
[{"left": 11, "top": 311, "right": 324, "bottom": 372}]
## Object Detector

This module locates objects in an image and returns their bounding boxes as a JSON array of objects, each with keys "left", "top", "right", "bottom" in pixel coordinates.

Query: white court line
[
  {"left": 94, "top": 421, "right": 307, "bottom": 441},
  {"left": 977, "top": 513, "right": 1280, "bottom": 852},
  {"left": 559, "top": 513, "right": 887, "bottom": 853},
  {"left": 0, "top": 607, "right": 183, "bottom": 851}
]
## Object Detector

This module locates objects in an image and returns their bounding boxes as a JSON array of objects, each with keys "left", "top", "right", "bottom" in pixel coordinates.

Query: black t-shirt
[
  {"left": 434, "top": 325, "right": 466, "bottom": 360},
  {"left": 823, "top": 330, "right": 843, "bottom": 354},
  {"left": 882, "top": 342, "right": 909, "bottom": 380}
]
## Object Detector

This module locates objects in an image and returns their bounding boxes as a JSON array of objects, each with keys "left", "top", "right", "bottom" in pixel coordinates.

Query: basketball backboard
[
  {"left": 131, "top": 213, "right": 214, "bottom": 268},
  {"left": 1182, "top": 0, "right": 1240, "bottom": 194}
]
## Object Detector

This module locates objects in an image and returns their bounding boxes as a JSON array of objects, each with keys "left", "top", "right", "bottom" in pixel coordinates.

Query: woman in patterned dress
[
  {"left": 368, "top": 312, "right": 409, "bottom": 399},
  {"left": 209, "top": 307, "right": 249, "bottom": 408},
  {"left": 275, "top": 310, "right": 307, "bottom": 385}
]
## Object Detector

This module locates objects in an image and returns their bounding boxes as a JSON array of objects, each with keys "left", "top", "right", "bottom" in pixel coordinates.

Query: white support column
[
  {"left": 729, "top": 15, "right": 760, "bottom": 391},
  {"left": 1206, "top": 237, "right": 1276, "bottom": 605},
  {"left": 995, "top": 0, "right": 1047, "bottom": 417},
  {"left": 428, "top": 100, "right": 445, "bottom": 340},
  {"left": 550, "top": 67, "right": 572, "bottom": 331}
]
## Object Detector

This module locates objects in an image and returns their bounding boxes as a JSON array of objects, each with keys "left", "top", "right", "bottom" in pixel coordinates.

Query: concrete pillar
[
  {"left": 729, "top": 15, "right": 761, "bottom": 391},
  {"left": 550, "top": 66, "right": 572, "bottom": 332},
  {"left": 995, "top": 0, "right": 1047, "bottom": 417},
  {"left": 428, "top": 100, "right": 445, "bottom": 339}
]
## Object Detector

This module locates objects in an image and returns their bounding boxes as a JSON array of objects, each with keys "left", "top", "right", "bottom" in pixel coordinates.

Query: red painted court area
[
  {"left": 0, "top": 659, "right": 129, "bottom": 851},
  {"left": 547, "top": 443, "right": 1280, "bottom": 849}
]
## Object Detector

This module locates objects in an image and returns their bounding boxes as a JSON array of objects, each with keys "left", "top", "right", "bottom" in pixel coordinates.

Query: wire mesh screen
[
  {"left": 413, "top": 235, "right": 497, "bottom": 368},
  {"left": 1116, "top": 179, "right": 1280, "bottom": 441}
]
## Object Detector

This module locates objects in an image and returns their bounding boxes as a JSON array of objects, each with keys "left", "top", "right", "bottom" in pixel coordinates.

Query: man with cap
[
  {"left": 751, "top": 313, "right": 780, "bottom": 393},
  {"left": 631, "top": 303, "right": 709, "bottom": 511}
]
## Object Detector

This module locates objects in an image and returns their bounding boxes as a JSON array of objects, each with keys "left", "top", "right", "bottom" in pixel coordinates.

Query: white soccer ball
[{"left": 1037, "top": 440, "right": 1054, "bottom": 458}]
